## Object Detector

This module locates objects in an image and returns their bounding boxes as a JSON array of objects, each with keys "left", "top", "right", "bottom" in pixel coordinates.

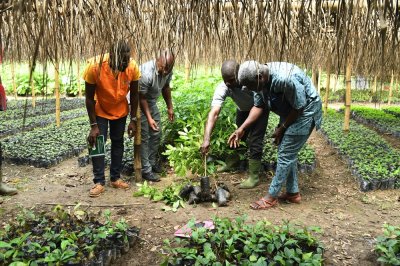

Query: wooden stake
[
  {"left": 317, "top": 67, "right": 322, "bottom": 95},
  {"left": 333, "top": 73, "right": 338, "bottom": 93},
  {"left": 311, "top": 67, "right": 318, "bottom": 88},
  {"left": 11, "top": 59, "right": 17, "bottom": 99},
  {"left": 323, "top": 64, "right": 331, "bottom": 116},
  {"left": 31, "top": 67, "right": 36, "bottom": 108},
  {"left": 184, "top": 51, "right": 190, "bottom": 82},
  {"left": 134, "top": 105, "right": 142, "bottom": 183},
  {"left": 371, "top": 76, "right": 377, "bottom": 102},
  {"left": 77, "top": 61, "right": 82, "bottom": 97},
  {"left": 388, "top": 70, "right": 394, "bottom": 105},
  {"left": 343, "top": 61, "right": 351, "bottom": 131},
  {"left": 55, "top": 61, "right": 61, "bottom": 127}
]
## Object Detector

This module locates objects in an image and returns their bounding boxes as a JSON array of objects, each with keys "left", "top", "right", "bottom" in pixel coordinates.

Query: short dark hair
[
  {"left": 221, "top": 60, "right": 238, "bottom": 78},
  {"left": 111, "top": 40, "right": 131, "bottom": 55}
]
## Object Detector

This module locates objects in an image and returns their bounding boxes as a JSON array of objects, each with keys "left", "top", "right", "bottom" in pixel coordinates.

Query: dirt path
[{"left": 0, "top": 131, "right": 399, "bottom": 265}]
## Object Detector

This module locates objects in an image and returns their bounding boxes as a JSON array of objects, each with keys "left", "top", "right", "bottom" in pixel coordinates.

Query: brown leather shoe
[
  {"left": 278, "top": 192, "right": 301, "bottom": 203},
  {"left": 110, "top": 179, "right": 130, "bottom": 189},
  {"left": 90, "top": 184, "right": 105, "bottom": 197}
]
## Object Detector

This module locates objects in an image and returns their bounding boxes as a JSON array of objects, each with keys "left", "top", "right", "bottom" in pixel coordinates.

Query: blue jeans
[
  {"left": 92, "top": 116, "right": 126, "bottom": 185},
  {"left": 268, "top": 127, "right": 314, "bottom": 197}
]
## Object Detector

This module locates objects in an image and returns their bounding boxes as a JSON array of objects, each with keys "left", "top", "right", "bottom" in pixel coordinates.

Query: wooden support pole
[
  {"left": 55, "top": 61, "right": 61, "bottom": 127},
  {"left": 77, "top": 61, "right": 82, "bottom": 97},
  {"left": 11, "top": 59, "right": 17, "bottom": 99},
  {"left": 371, "top": 76, "right": 377, "bottom": 102},
  {"left": 388, "top": 70, "right": 394, "bottom": 105},
  {"left": 323, "top": 64, "right": 331, "bottom": 116},
  {"left": 332, "top": 73, "right": 338, "bottom": 93},
  {"left": 31, "top": 72, "right": 36, "bottom": 108},
  {"left": 312, "top": 68, "right": 318, "bottom": 88},
  {"left": 343, "top": 61, "right": 352, "bottom": 131},
  {"left": 317, "top": 67, "right": 322, "bottom": 95},
  {"left": 134, "top": 105, "right": 142, "bottom": 183},
  {"left": 184, "top": 51, "right": 190, "bottom": 82}
]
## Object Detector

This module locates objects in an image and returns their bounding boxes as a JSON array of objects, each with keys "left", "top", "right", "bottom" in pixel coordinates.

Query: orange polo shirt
[{"left": 83, "top": 54, "right": 141, "bottom": 120}]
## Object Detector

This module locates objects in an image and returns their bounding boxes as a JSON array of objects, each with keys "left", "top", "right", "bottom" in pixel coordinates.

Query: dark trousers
[
  {"left": 236, "top": 108, "right": 268, "bottom": 160},
  {"left": 92, "top": 116, "right": 126, "bottom": 185}
]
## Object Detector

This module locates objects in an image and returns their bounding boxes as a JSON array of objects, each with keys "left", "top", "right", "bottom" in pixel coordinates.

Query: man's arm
[
  {"left": 140, "top": 93, "right": 159, "bottom": 131},
  {"left": 162, "top": 84, "right": 174, "bottom": 121},
  {"left": 200, "top": 106, "right": 222, "bottom": 155},
  {"left": 272, "top": 107, "right": 303, "bottom": 145},
  {"left": 228, "top": 106, "right": 264, "bottom": 148},
  {"left": 127, "top": 80, "right": 139, "bottom": 137},
  {"left": 85, "top": 82, "right": 99, "bottom": 146}
]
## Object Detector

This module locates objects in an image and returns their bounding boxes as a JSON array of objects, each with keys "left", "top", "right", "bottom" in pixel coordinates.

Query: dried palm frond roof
[{"left": 0, "top": 0, "right": 399, "bottom": 78}]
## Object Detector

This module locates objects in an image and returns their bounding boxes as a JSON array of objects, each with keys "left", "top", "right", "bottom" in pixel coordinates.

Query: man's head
[
  {"left": 109, "top": 40, "right": 131, "bottom": 72},
  {"left": 156, "top": 49, "right": 175, "bottom": 76},
  {"left": 221, "top": 60, "right": 239, "bottom": 89},
  {"left": 238, "top": 60, "right": 269, "bottom": 92}
]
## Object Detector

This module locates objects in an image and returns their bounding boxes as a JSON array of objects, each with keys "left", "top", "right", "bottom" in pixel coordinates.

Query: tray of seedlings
[
  {"left": 0, "top": 207, "right": 139, "bottom": 266},
  {"left": 162, "top": 216, "right": 324, "bottom": 265}
]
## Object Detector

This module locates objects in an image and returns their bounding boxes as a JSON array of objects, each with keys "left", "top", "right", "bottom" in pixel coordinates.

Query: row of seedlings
[
  {"left": 1, "top": 117, "right": 88, "bottom": 167},
  {"left": 349, "top": 106, "right": 400, "bottom": 137},
  {"left": 0, "top": 108, "right": 87, "bottom": 136},
  {"left": 320, "top": 109, "right": 400, "bottom": 191}
]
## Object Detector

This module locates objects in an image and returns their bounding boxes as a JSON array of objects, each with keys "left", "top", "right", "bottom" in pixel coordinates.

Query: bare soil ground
[{"left": 0, "top": 131, "right": 399, "bottom": 266}]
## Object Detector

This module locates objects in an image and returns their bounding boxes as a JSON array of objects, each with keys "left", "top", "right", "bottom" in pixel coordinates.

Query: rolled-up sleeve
[
  {"left": 211, "top": 83, "right": 228, "bottom": 107},
  {"left": 139, "top": 75, "right": 151, "bottom": 95},
  {"left": 253, "top": 92, "right": 266, "bottom": 108}
]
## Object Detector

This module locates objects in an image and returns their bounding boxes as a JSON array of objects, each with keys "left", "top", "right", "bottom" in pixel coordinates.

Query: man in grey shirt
[
  {"left": 201, "top": 60, "right": 268, "bottom": 189},
  {"left": 140, "top": 50, "right": 175, "bottom": 182}
]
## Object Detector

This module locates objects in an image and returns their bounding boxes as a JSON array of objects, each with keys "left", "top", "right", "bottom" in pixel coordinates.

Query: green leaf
[
  {"left": 0, "top": 241, "right": 12, "bottom": 248},
  {"left": 249, "top": 253, "right": 258, "bottom": 262}
]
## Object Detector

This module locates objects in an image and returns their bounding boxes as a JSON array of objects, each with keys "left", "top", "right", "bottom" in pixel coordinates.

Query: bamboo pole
[
  {"left": 31, "top": 69, "right": 36, "bottom": 108},
  {"left": 134, "top": 105, "right": 142, "bottom": 183},
  {"left": 317, "top": 67, "right": 322, "bottom": 95},
  {"left": 371, "top": 76, "right": 377, "bottom": 102},
  {"left": 77, "top": 61, "right": 82, "bottom": 97},
  {"left": 312, "top": 68, "right": 318, "bottom": 88},
  {"left": 11, "top": 59, "right": 17, "bottom": 99},
  {"left": 184, "top": 51, "right": 190, "bottom": 82},
  {"left": 55, "top": 61, "right": 60, "bottom": 127},
  {"left": 388, "top": 70, "right": 394, "bottom": 105},
  {"left": 343, "top": 61, "right": 352, "bottom": 131},
  {"left": 332, "top": 74, "right": 338, "bottom": 93},
  {"left": 323, "top": 64, "right": 331, "bottom": 115}
]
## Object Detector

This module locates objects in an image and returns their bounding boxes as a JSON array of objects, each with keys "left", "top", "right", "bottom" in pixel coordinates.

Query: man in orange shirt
[{"left": 84, "top": 41, "right": 140, "bottom": 197}]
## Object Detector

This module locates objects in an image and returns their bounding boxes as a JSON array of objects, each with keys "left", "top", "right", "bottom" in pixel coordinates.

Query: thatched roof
[{"left": 1, "top": 0, "right": 399, "bottom": 78}]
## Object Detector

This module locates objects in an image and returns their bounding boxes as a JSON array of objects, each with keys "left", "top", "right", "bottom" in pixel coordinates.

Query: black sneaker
[
  {"left": 142, "top": 171, "right": 160, "bottom": 182},
  {"left": 152, "top": 164, "right": 163, "bottom": 174}
]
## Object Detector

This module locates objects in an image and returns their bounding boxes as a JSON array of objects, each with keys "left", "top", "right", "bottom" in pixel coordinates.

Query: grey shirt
[
  {"left": 139, "top": 60, "right": 172, "bottom": 102},
  {"left": 211, "top": 82, "right": 254, "bottom": 111}
]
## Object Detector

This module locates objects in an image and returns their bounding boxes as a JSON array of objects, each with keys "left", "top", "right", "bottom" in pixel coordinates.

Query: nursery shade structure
[{"left": 0, "top": 0, "right": 399, "bottom": 80}]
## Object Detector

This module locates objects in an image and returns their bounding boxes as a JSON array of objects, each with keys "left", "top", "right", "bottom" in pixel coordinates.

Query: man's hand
[
  {"left": 127, "top": 121, "right": 137, "bottom": 138},
  {"left": 200, "top": 140, "right": 210, "bottom": 155},
  {"left": 167, "top": 107, "right": 174, "bottom": 122},
  {"left": 148, "top": 118, "right": 159, "bottom": 131},
  {"left": 88, "top": 125, "right": 100, "bottom": 146},
  {"left": 272, "top": 125, "right": 285, "bottom": 145},
  {"left": 228, "top": 128, "right": 245, "bottom": 148}
]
